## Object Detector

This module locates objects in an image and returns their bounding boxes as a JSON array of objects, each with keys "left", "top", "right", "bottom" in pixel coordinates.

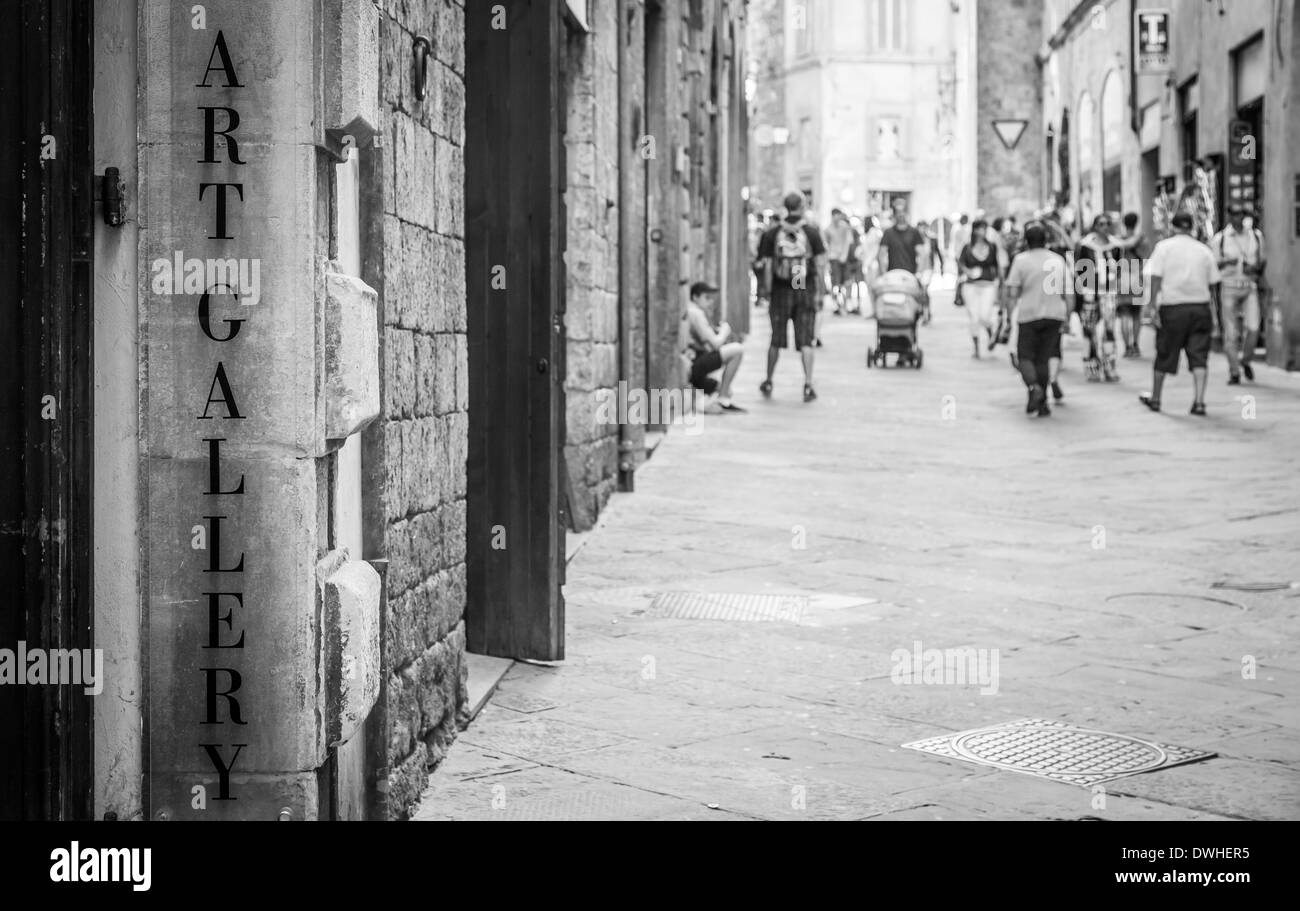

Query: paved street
[{"left": 416, "top": 290, "right": 1300, "bottom": 821}]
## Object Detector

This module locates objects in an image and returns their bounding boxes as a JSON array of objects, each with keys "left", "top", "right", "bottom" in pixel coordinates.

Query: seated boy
[{"left": 686, "top": 281, "right": 747, "bottom": 414}]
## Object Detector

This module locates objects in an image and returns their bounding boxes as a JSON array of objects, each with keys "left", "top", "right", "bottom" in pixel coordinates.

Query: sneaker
[
  {"left": 1051, "top": 381, "right": 1064, "bottom": 402},
  {"left": 759, "top": 380, "right": 773, "bottom": 398},
  {"left": 1190, "top": 402, "right": 1207, "bottom": 416},
  {"left": 1138, "top": 394, "right": 1161, "bottom": 412},
  {"left": 1027, "top": 385, "right": 1046, "bottom": 414},
  {"left": 718, "top": 402, "right": 748, "bottom": 414},
  {"left": 1036, "top": 403, "right": 1052, "bottom": 418},
  {"left": 1228, "top": 374, "right": 1241, "bottom": 386},
  {"left": 1243, "top": 363, "right": 1255, "bottom": 381},
  {"left": 803, "top": 385, "right": 817, "bottom": 403}
]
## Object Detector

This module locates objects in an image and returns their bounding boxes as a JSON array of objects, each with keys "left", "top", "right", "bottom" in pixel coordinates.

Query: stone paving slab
[{"left": 416, "top": 293, "right": 1300, "bottom": 821}]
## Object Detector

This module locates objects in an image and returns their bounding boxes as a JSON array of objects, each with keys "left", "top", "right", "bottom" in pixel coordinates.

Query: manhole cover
[
  {"left": 650, "top": 591, "right": 808, "bottom": 623},
  {"left": 904, "top": 719, "right": 1215, "bottom": 786}
]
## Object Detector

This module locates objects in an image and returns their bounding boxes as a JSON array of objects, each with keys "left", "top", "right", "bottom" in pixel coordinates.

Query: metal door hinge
[{"left": 97, "top": 167, "right": 126, "bottom": 227}]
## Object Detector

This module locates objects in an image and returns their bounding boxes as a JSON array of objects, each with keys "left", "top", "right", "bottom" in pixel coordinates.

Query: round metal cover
[{"left": 950, "top": 725, "right": 1168, "bottom": 779}]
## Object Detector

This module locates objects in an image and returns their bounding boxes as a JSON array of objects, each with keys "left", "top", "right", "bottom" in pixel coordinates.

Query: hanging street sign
[
  {"left": 1136, "top": 9, "right": 1171, "bottom": 74},
  {"left": 992, "top": 119, "right": 1029, "bottom": 151}
]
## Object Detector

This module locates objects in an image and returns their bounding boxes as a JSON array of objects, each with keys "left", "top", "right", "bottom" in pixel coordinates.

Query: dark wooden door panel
[{"left": 466, "top": 0, "right": 565, "bottom": 661}]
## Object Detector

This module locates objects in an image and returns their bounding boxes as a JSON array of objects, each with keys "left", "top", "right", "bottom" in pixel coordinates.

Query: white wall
[{"left": 92, "top": 0, "right": 142, "bottom": 820}]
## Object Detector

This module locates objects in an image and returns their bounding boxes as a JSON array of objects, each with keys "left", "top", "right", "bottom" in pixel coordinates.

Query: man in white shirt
[
  {"left": 1004, "top": 223, "right": 1070, "bottom": 417},
  {"left": 1211, "top": 204, "right": 1267, "bottom": 384},
  {"left": 1140, "top": 212, "right": 1222, "bottom": 416}
]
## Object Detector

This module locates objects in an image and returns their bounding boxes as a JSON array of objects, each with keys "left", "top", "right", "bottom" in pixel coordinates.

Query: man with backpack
[
  {"left": 757, "top": 191, "right": 828, "bottom": 403},
  {"left": 1211, "top": 204, "right": 1267, "bottom": 385}
]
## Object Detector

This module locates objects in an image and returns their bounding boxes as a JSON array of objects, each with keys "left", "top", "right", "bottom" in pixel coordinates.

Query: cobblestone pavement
[{"left": 416, "top": 290, "right": 1300, "bottom": 821}]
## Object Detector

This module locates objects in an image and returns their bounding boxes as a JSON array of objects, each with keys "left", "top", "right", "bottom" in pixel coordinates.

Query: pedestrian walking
[
  {"left": 877, "top": 198, "right": 931, "bottom": 319},
  {"left": 957, "top": 219, "right": 1000, "bottom": 359},
  {"left": 685, "top": 281, "right": 747, "bottom": 413},
  {"left": 1211, "top": 204, "right": 1267, "bottom": 385},
  {"left": 1114, "top": 212, "right": 1151, "bottom": 358},
  {"left": 1075, "top": 214, "right": 1122, "bottom": 382},
  {"left": 859, "top": 215, "right": 884, "bottom": 317},
  {"left": 845, "top": 216, "right": 866, "bottom": 314},
  {"left": 950, "top": 214, "right": 971, "bottom": 265},
  {"left": 757, "top": 191, "right": 827, "bottom": 403},
  {"left": 1005, "top": 223, "right": 1070, "bottom": 417},
  {"left": 1139, "top": 212, "right": 1222, "bottom": 416},
  {"left": 824, "top": 208, "right": 854, "bottom": 315}
]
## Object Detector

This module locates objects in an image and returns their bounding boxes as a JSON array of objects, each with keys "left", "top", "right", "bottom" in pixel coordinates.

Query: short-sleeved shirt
[
  {"left": 758, "top": 219, "right": 827, "bottom": 289},
  {"left": 686, "top": 301, "right": 717, "bottom": 355},
  {"left": 880, "top": 225, "right": 926, "bottom": 274},
  {"left": 1211, "top": 226, "right": 1264, "bottom": 281},
  {"left": 958, "top": 242, "right": 999, "bottom": 283},
  {"left": 1145, "top": 233, "right": 1222, "bottom": 305},
  {"left": 1006, "top": 248, "right": 1070, "bottom": 324},
  {"left": 824, "top": 220, "right": 853, "bottom": 262}
]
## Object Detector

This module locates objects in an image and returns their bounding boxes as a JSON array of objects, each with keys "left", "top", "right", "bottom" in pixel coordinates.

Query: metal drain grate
[
  {"left": 650, "top": 591, "right": 809, "bottom": 624},
  {"left": 904, "top": 719, "right": 1216, "bottom": 786},
  {"left": 1211, "top": 580, "right": 1296, "bottom": 593}
]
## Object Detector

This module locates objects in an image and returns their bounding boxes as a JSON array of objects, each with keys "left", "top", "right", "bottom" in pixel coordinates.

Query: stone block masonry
[
  {"left": 977, "top": 0, "right": 1043, "bottom": 217},
  {"left": 364, "top": 0, "right": 468, "bottom": 819},
  {"left": 563, "top": 2, "right": 623, "bottom": 533}
]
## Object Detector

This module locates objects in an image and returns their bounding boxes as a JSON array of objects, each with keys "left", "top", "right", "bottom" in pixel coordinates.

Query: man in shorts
[
  {"left": 757, "top": 191, "right": 827, "bottom": 403},
  {"left": 1140, "top": 212, "right": 1221, "bottom": 416},
  {"left": 685, "top": 281, "right": 747, "bottom": 413},
  {"left": 1005, "top": 223, "right": 1069, "bottom": 418}
]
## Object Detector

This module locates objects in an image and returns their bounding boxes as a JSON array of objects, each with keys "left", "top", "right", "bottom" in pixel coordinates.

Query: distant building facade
[
  {"left": 1035, "top": 0, "right": 1300, "bottom": 368},
  {"left": 748, "top": 0, "right": 979, "bottom": 222}
]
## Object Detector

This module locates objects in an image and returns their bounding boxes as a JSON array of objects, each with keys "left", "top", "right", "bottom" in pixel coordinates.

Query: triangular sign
[{"left": 993, "top": 119, "right": 1029, "bottom": 151}]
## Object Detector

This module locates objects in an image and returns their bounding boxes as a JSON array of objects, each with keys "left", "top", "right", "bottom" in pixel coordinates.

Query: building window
[
  {"left": 873, "top": 0, "right": 904, "bottom": 52},
  {"left": 1178, "top": 77, "right": 1199, "bottom": 167},
  {"left": 798, "top": 115, "right": 813, "bottom": 165},
  {"left": 876, "top": 116, "right": 902, "bottom": 160},
  {"left": 1076, "top": 91, "right": 1095, "bottom": 181},
  {"left": 793, "top": 1, "right": 814, "bottom": 57}
]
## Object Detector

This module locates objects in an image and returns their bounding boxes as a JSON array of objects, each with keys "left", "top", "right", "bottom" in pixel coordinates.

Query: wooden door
[
  {"left": 465, "top": 0, "right": 566, "bottom": 660},
  {"left": 0, "top": 0, "right": 94, "bottom": 820}
]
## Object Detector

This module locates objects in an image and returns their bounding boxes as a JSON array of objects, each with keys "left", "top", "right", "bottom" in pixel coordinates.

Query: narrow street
[{"left": 417, "top": 290, "right": 1300, "bottom": 821}]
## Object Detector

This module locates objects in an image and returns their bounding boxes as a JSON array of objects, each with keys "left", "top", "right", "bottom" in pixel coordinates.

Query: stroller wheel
[
  {"left": 866, "top": 347, "right": 874, "bottom": 368},
  {"left": 915, "top": 350, "right": 924, "bottom": 369}
]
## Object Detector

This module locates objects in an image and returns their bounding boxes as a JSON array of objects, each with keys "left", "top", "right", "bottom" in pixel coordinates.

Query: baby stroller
[{"left": 866, "top": 270, "right": 925, "bottom": 369}]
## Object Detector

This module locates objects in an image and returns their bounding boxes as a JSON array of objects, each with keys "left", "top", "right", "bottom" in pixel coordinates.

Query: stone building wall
[
  {"left": 976, "top": 0, "right": 1044, "bottom": 218},
  {"left": 747, "top": 0, "right": 788, "bottom": 215},
  {"left": 563, "top": 3, "right": 623, "bottom": 533},
  {"left": 364, "top": 0, "right": 469, "bottom": 819}
]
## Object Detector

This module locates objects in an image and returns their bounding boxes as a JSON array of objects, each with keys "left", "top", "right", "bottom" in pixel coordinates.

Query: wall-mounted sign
[
  {"left": 1227, "top": 119, "right": 1258, "bottom": 209},
  {"left": 1136, "top": 9, "right": 1171, "bottom": 74},
  {"left": 992, "top": 119, "right": 1029, "bottom": 151}
]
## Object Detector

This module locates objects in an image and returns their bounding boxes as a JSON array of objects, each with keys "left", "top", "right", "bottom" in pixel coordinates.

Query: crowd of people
[{"left": 679, "top": 189, "right": 1268, "bottom": 420}]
